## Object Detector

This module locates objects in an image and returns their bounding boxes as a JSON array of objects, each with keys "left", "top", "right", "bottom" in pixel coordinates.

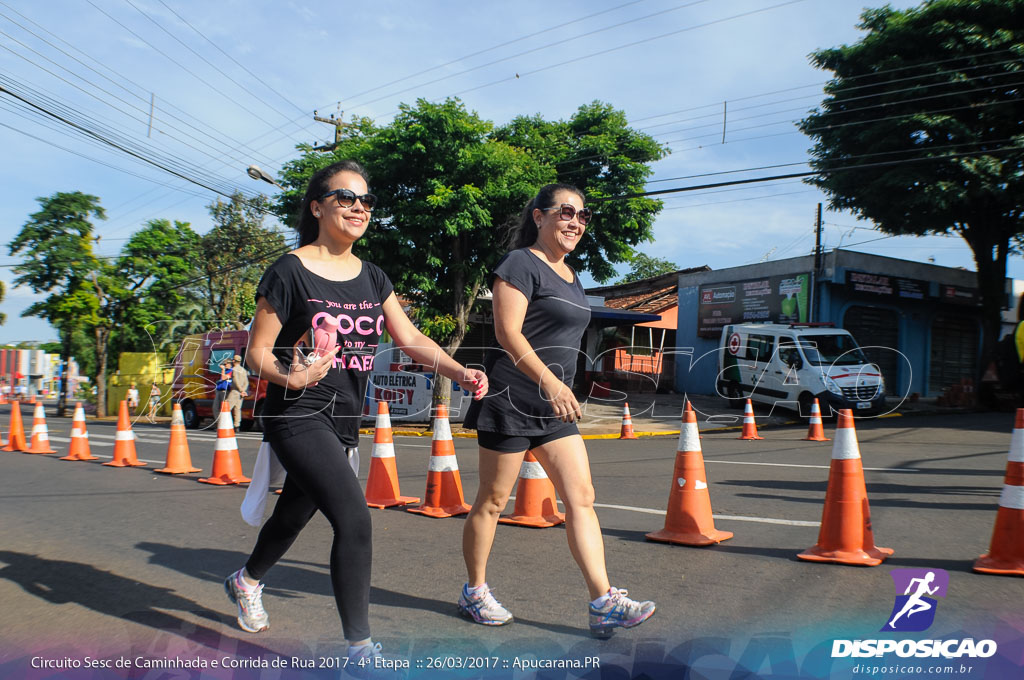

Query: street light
[{"left": 246, "top": 164, "right": 283, "bottom": 189}]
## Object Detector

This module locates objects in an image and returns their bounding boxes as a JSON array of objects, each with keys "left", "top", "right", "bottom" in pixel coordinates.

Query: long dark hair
[
  {"left": 509, "top": 183, "right": 585, "bottom": 250},
  {"left": 296, "top": 160, "right": 370, "bottom": 246}
]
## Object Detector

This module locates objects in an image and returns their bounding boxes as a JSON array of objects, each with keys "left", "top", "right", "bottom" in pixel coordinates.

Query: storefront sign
[
  {"left": 698, "top": 274, "right": 810, "bottom": 337},
  {"left": 846, "top": 271, "right": 928, "bottom": 300}
]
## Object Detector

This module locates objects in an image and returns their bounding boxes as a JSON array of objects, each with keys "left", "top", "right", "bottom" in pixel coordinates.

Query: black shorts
[{"left": 477, "top": 424, "right": 580, "bottom": 453}]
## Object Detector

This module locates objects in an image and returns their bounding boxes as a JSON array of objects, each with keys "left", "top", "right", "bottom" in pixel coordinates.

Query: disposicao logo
[
  {"left": 882, "top": 568, "right": 948, "bottom": 632},
  {"left": 831, "top": 568, "right": 998, "bottom": 659}
]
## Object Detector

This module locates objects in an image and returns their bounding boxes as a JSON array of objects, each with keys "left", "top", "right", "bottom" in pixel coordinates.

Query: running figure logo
[{"left": 881, "top": 568, "right": 949, "bottom": 632}]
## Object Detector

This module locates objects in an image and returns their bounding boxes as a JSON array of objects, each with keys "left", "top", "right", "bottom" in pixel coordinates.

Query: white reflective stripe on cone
[
  {"left": 999, "top": 484, "right": 1024, "bottom": 510},
  {"left": 376, "top": 412, "right": 392, "bottom": 429},
  {"left": 428, "top": 454, "right": 458, "bottom": 472},
  {"left": 831, "top": 427, "right": 860, "bottom": 460},
  {"left": 32, "top": 425, "right": 47, "bottom": 435},
  {"left": 371, "top": 442, "right": 396, "bottom": 458},
  {"left": 215, "top": 437, "right": 239, "bottom": 451},
  {"left": 1010, "top": 428, "right": 1024, "bottom": 463},
  {"left": 677, "top": 422, "right": 701, "bottom": 453},
  {"left": 519, "top": 460, "right": 547, "bottom": 479},
  {"left": 433, "top": 418, "right": 452, "bottom": 441},
  {"left": 116, "top": 430, "right": 136, "bottom": 441}
]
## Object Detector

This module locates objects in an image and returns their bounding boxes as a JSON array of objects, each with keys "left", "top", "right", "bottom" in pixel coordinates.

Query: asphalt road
[{"left": 1, "top": 406, "right": 1022, "bottom": 679}]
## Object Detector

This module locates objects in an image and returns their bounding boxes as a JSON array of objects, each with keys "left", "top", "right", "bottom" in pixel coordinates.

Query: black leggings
[{"left": 245, "top": 424, "right": 372, "bottom": 641}]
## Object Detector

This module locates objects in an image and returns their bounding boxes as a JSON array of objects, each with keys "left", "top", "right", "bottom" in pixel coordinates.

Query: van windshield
[{"left": 798, "top": 334, "right": 868, "bottom": 366}]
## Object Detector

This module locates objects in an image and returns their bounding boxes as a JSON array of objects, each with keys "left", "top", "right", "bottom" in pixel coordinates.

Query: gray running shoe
[
  {"left": 588, "top": 587, "right": 655, "bottom": 637},
  {"left": 223, "top": 570, "right": 269, "bottom": 633},
  {"left": 457, "top": 583, "right": 513, "bottom": 626},
  {"left": 346, "top": 642, "right": 408, "bottom": 680}
]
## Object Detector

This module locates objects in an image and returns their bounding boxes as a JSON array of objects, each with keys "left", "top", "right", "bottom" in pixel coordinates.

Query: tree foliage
[
  {"left": 617, "top": 253, "right": 679, "bottom": 284},
  {"left": 799, "top": 0, "right": 1024, "bottom": 359}
]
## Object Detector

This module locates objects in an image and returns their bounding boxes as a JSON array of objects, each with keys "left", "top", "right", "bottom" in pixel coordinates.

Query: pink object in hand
[{"left": 312, "top": 317, "right": 340, "bottom": 357}]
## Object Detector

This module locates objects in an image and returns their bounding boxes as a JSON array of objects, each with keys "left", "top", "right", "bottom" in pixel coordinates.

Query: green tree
[
  {"left": 616, "top": 253, "right": 679, "bottom": 284},
  {"left": 278, "top": 98, "right": 666, "bottom": 403},
  {"left": 9, "top": 191, "right": 104, "bottom": 415},
  {"left": 493, "top": 101, "right": 669, "bottom": 282},
  {"left": 196, "top": 193, "right": 287, "bottom": 327},
  {"left": 799, "top": 0, "right": 1024, "bottom": 364}
]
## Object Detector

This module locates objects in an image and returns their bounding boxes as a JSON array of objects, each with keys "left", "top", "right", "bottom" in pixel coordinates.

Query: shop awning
[{"left": 589, "top": 305, "right": 662, "bottom": 327}]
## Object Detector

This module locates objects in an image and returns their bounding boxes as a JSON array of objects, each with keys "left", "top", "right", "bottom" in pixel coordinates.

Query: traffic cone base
[
  {"left": 61, "top": 402, "right": 97, "bottom": 461},
  {"left": 156, "top": 403, "right": 201, "bottom": 474},
  {"left": 26, "top": 402, "right": 56, "bottom": 454},
  {"left": 619, "top": 402, "right": 638, "bottom": 440},
  {"left": 797, "top": 411, "right": 891, "bottom": 566},
  {"left": 646, "top": 408, "right": 733, "bottom": 546},
  {"left": 407, "top": 404, "right": 470, "bottom": 518},
  {"left": 3, "top": 401, "right": 28, "bottom": 452},
  {"left": 499, "top": 451, "right": 565, "bottom": 528},
  {"left": 365, "top": 402, "right": 419, "bottom": 508},
  {"left": 199, "top": 404, "right": 249, "bottom": 484},
  {"left": 803, "top": 398, "right": 830, "bottom": 442},
  {"left": 973, "top": 409, "right": 1024, "bottom": 576},
  {"left": 105, "top": 401, "right": 146, "bottom": 467},
  {"left": 738, "top": 399, "right": 763, "bottom": 440}
]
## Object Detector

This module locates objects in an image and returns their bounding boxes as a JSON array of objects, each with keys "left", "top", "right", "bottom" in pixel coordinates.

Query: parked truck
[{"left": 172, "top": 330, "right": 269, "bottom": 429}]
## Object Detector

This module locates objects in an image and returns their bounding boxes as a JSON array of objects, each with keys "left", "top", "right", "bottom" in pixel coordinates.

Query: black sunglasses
[
  {"left": 319, "top": 188, "right": 378, "bottom": 211},
  {"left": 541, "top": 203, "right": 592, "bottom": 226}
]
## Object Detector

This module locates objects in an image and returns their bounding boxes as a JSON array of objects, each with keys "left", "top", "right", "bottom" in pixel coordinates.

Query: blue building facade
[{"left": 675, "top": 249, "right": 993, "bottom": 399}]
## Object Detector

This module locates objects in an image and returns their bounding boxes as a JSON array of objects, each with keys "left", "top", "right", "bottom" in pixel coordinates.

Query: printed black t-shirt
[
  {"left": 464, "top": 248, "right": 591, "bottom": 435},
  {"left": 256, "top": 253, "right": 394, "bottom": 446}
]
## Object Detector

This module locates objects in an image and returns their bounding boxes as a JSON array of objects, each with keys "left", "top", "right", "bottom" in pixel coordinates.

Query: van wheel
[
  {"left": 798, "top": 393, "right": 814, "bottom": 418},
  {"left": 180, "top": 401, "right": 201, "bottom": 429},
  {"left": 726, "top": 383, "right": 744, "bottom": 409}
]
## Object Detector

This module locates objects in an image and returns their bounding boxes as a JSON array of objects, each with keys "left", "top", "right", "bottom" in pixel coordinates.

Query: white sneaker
[{"left": 223, "top": 569, "right": 269, "bottom": 633}]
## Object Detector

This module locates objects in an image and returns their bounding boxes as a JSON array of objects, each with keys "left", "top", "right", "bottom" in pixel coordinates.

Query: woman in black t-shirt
[
  {"left": 460, "top": 184, "right": 655, "bottom": 637},
  {"left": 223, "top": 160, "right": 487, "bottom": 666}
]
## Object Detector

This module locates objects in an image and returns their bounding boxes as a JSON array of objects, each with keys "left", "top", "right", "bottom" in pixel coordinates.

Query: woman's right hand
[
  {"left": 286, "top": 346, "right": 340, "bottom": 390},
  {"left": 541, "top": 376, "right": 582, "bottom": 423}
]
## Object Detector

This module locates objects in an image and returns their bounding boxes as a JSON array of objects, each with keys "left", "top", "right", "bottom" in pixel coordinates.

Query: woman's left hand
[{"left": 461, "top": 368, "right": 488, "bottom": 400}]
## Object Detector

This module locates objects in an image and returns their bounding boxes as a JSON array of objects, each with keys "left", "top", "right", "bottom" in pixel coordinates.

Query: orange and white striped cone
[
  {"left": 26, "top": 402, "right": 56, "bottom": 454},
  {"left": 407, "top": 403, "right": 471, "bottom": 518},
  {"left": 499, "top": 450, "right": 565, "bottom": 528},
  {"left": 365, "top": 401, "right": 419, "bottom": 508},
  {"left": 156, "top": 403, "right": 201, "bottom": 474},
  {"left": 973, "top": 408, "right": 1024, "bottom": 576},
  {"left": 60, "top": 402, "right": 96, "bottom": 461},
  {"left": 798, "top": 410, "right": 892, "bottom": 566},
  {"left": 3, "top": 401, "right": 27, "bottom": 452},
  {"left": 619, "top": 402, "right": 638, "bottom": 440},
  {"left": 646, "top": 404, "right": 733, "bottom": 546},
  {"left": 737, "top": 399, "right": 763, "bottom": 440},
  {"left": 803, "top": 398, "right": 830, "bottom": 442},
  {"left": 104, "top": 401, "right": 146, "bottom": 467},
  {"left": 684, "top": 400, "right": 703, "bottom": 439},
  {"left": 199, "top": 401, "right": 250, "bottom": 485}
]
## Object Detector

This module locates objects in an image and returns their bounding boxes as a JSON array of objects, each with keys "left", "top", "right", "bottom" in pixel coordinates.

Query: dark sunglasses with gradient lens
[
  {"left": 319, "top": 188, "right": 378, "bottom": 211},
  {"left": 542, "top": 203, "right": 592, "bottom": 226}
]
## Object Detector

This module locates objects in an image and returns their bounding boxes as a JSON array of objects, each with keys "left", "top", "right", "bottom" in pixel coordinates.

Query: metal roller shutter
[
  {"left": 843, "top": 306, "right": 901, "bottom": 390},
  {"left": 929, "top": 315, "right": 979, "bottom": 394}
]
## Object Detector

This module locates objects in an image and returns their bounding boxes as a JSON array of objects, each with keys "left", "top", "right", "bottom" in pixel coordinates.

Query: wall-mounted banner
[{"left": 698, "top": 273, "right": 810, "bottom": 337}]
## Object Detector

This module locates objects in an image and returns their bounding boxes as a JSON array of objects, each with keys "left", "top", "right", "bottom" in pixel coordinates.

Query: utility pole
[
  {"left": 312, "top": 105, "right": 353, "bottom": 152},
  {"left": 809, "top": 203, "right": 823, "bottom": 323}
]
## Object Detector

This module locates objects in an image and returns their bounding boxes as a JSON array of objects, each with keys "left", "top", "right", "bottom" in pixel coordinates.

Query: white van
[{"left": 717, "top": 323, "right": 886, "bottom": 415}]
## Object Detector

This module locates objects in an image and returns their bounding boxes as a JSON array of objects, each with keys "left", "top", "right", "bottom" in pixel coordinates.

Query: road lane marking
[{"left": 703, "top": 459, "right": 917, "bottom": 473}]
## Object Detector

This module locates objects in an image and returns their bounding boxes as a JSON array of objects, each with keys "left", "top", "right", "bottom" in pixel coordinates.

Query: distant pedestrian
[
  {"left": 212, "top": 358, "right": 233, "bottom": 417},
  {"left": 147, "top": 384, "right": 162, "bottom": 422},
  {"left": 461, "top": 183, "right": 655, "bottom": 636},
  {"left": 126, "top": 383, "right": 139, "bottom": 412}
]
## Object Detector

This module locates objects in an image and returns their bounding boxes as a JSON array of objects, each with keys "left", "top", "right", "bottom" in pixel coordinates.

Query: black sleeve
[
  {"left": 366, "top": 262, "right": 395, "bottom": 302},
  {"left": 255, "top": 257, "right": 294, "bottom": 321},
  {"left": 492, "top": 249, "right": 538, "bottom": 300}
]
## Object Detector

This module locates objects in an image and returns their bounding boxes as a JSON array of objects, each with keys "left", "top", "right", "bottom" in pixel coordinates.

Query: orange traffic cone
[
  {"left": 684, "top": 399, "right": 704, "bottom": 438},
  {"left": 26, "top": 402, "right": 56, "bottom": 454},
  {"left": 646, "top": 404, "right": 733, "bottom": 546},
  {"left": 407, "top": 403, "right": 471, "bottom": 518},
  {"left": 798, "top": 410, "right": 892, "bottom": 566},
  {"left": 199, "top": 402, "right": 249, "bottom": 485},
  {"left": 803, "top": 398, "right": 830, "bottom": 442},
  {"left": 619, "top": 402, "right": 638, "bottom": 439},
  {"left": 365, "top": 401, "right": 419, "bottom": 508},
  {"left": 737, "top": 399, "right": 763, "bottom": 440},
  {"left": 3, "top": 401, "right": 27, "bottom": 452},
  {"left": 973, "top": 408, "right": 1024, "bottom": 576},
  {"left": 499, "top": 450, "right": 564, "bottom": 528},
  {"left": 156, "top": 403, "right": 201, "bottom": 474},
  {"left": 60, "top": 402, "right": 97, "bottom": 461},
  {"left": 104, "top": 400, "right": 146, "bottom": 467}
]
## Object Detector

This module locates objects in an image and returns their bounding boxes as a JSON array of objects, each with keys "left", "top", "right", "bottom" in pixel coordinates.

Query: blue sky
[{"left": 0, "top": 0, "right": 1000, "bottom": 344}]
